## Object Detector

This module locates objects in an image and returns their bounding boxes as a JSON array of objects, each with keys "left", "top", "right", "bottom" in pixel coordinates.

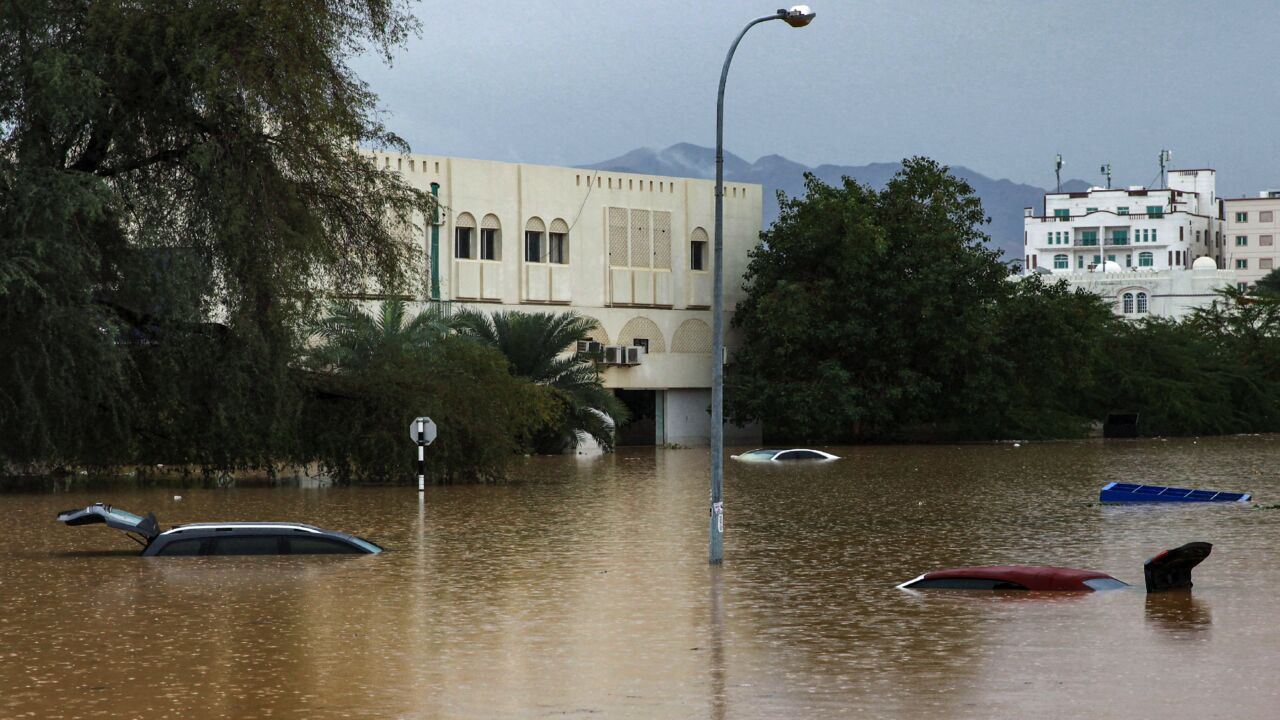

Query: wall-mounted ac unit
[
  {"left": 576, "top": 340, "right": 603, "bottom": 355},
  {"left": 624, "top": 346, "right": 642, "bottom": 365},
  {"left": 602, "top": 345, "right": 625, "bottom": 365}
]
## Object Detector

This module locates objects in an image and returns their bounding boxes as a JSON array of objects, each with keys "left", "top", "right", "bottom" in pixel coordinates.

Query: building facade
[
  {"left": 362, "top": 151, "right": 763, "bottom": 447},
  {"left": 1025, "top": 258, "right": 1236, "bottom": 320},
  {"left": 1023, "top": 169, "right": 1223, "bottom": 274},
  {"left": 1221, "top": 191, "right": 1280, "bottom": 289}
]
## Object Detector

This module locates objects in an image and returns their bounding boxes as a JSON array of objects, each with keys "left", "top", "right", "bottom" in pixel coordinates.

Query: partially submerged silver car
[
  {"left": 57, "top": 503, "right": 383, "bottom": 556},
  {"left": 731, "top": 448, "right": 841, "bottom": 462}
]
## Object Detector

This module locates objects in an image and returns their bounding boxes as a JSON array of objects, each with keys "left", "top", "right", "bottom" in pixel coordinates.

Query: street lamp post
[{"left": 710, "top": 5, "right": 815, "bottom": 565}]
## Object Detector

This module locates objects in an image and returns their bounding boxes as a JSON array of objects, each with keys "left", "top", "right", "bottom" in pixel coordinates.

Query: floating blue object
[{"left": 1100, "top": 482, "right": 1251, "bottom": 504}]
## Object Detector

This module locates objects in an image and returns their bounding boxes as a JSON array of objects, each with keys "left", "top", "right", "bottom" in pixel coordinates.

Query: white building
[
  {"left": 1027, "top": 257, "right": 1236, "bottom": 320},
  {"left": 362, "top": 151, "right": 762, "bottom": 447},
  {"left": 1221, "top": 190, "right": 1280, "bottom": 289},
  {"left": 1023, "top": 169, "right": 1223, "bottom": 274}
]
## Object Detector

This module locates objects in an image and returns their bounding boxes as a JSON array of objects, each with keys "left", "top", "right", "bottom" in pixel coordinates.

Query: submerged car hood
[{"left": 57, "top": 503, "right": 160, "bottom": 541}]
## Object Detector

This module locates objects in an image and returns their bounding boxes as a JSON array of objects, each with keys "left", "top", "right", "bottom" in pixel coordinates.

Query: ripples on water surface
[{"left": 3, "top": 436, "right": 1280, "bottom": 718}]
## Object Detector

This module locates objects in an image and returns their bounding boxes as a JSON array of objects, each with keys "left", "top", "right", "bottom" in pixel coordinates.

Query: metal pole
[
  {"left": 430, "top": 182, "right": 441, "bottom": 300},
  {"left": 711, "top": 12, "right": 781, "bottom": 565},
  {"left": 417, "top": 419, "right": 426, "bottom": 493}
]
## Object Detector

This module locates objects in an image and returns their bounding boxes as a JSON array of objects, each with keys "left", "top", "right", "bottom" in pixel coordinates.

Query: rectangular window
[
  {"left": 1261, "top": 258, "right": 1274, "bottom": 270},
  {"left": 1261, "top": 211, "right": 1274, "bottom": 223},
  {"left": 480, "top": 228, "right": 498, "bottom": 260},
  {"left": 525, "top": 231, "right": 543, "bottom": 262},
  {"left": 1152, "top": 229, "right": 1158, "bottom": 242},
  {"left": 1262, "top": 235, "right": 1274, "bottom": 246},
  {"left": 1086, "top": 207, "right": 1098, "bottom": 213},
  {"left": 1236, "top": 236, "right": 1248, "bottom": 247},
  {"left": 455, "top": 227, "right": 473, "bottom": 259},
  {"left": 691, "top": 240, "right": 707, "bottom": 270},
  {"left": 1117, "top": 207, "right": 1129, "bottom": 215},
  {"left": 1236, "top": 212, "right": 1249, "bottom": 222},
  {"left": 1179, "top": 226, "right": 1184, "bottom": 241},
  {"left": 1238, "top": 282, "right": 1250, "bottom": 291},
  {"left": 548, "top": 233, "right": 568, "bottom": 264},
  {"left": 1077, "top": 256, "right": 1084, "bottom": 269},
  {"left": 1081, "top": 230, "right": 1098, "bottom": 245},
  {"left": 1236, "top": 258, "right": 1249, "bottom": 269},
  {"left": 1054, "top": 209, "right": 1070, "bottom": 218},
  {"left": 1147, "top": 205, "right": 1164, "bottom": 218}
]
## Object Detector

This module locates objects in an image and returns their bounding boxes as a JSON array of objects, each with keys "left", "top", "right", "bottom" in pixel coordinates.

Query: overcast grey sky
[{"left": 353, "top": 0, "right": 1280, "bottom": 196}]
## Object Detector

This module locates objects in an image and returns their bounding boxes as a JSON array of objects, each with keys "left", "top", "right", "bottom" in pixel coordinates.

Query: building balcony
[
  {"left": 1074, "top": 238, "right": 1099, "bottom": 247},
  {"left": 1105, "top": 238, "right": 1130, "bottom": 246}
]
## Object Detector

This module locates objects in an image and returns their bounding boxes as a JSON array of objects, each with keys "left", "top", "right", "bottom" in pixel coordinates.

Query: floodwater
[{"left": 4, "top": 436, "right": 1280, "bottom": 719}]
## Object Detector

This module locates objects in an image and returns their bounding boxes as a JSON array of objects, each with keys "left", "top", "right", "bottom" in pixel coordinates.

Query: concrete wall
[{"left": 1025, "top": 265, "right": 1238, "bottom": 320}]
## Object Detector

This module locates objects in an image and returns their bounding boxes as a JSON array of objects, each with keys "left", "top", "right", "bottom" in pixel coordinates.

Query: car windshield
[
  {"left": 106, "top": 507, "right": 144, "bottom": 524},
  {"left": 1083, "top": 578, "right": 1129, "bottom": 591},
  {"left": 743, "top": 449, "right": 781, "bottom": 458},
  {"left": 349, "top": 536, "right": 383, "bottom": 554}
]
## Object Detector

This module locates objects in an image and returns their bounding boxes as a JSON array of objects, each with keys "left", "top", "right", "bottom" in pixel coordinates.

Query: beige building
[
  {"left": 1221, "top": 191, "right": 1280, "bottom": 289},
  {"left": 363, "top": 150, "right": 763, "bottom": 446}
]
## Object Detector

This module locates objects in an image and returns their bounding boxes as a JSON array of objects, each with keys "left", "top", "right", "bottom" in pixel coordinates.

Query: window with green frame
[
  {"left": 1235, "top": 212, "right": 1248, "bottom": 222},
  {"left": 1117, "top": 207, "right": 1129, "bottom": 215},
  {"left": 1112, "top": 230, "right": 1128, "bottom": 244},
  {"left": 1054, "top": 209, "right": 1070, "bottom": 218},
  {"left": 1146, "top": 205, "right": 1164, "bottom": 218},
  {"left": 1236, "top": 258, "right": 1248, "bottom": 269},
  {"left": 1053, "top": 254, "right": 1069, "bottom": 269},
  {"left": 1139, "top": 252, "right": 1153, "bottom": 267},
  {"left": 1086, "top": 207, "right": 1098, "bottom": 213},
  {"left": 1081, "top": 230, "right": 1098, "bottom": 245},
  {"left": 1236, "top": 236, "right": 1248, "bottom": 246},
  {"left": 1077, "top": 256, "right": 1084, "bottom": 269}
]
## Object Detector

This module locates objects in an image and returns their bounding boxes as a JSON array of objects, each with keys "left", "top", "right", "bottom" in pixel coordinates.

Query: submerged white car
[{"left": 731, "top": 448, "right": 840, "bottom": 462}]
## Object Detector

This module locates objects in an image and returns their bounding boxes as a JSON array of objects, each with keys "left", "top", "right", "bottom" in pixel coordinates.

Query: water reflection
[{"left": 1145, "top": 592, "right": 1212, "bottom": 636}]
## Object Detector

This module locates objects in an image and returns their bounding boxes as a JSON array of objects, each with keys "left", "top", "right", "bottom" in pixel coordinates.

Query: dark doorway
[
  {"left": 615, "top": 389, "right": 656, "bottom": 446},
  {"left": 1104, "top": 412, "right": 1140, "bottom": 438}
]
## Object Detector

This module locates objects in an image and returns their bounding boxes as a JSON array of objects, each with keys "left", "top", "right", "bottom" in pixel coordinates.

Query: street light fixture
[{"left": 709, "top": 6, "right": 815, "bottom": 565}]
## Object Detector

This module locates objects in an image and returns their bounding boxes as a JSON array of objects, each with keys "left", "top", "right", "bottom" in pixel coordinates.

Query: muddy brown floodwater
[{"left": 4, "top": 436, "right": 1280, "bottom": 718}]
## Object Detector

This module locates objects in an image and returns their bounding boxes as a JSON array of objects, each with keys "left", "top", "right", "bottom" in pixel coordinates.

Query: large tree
[
  {"left": 726, "top": 159, "right": 1011, "bottom": 441},
  {"left": 1, "top": 1, "right": 430, "bottom": 469}
]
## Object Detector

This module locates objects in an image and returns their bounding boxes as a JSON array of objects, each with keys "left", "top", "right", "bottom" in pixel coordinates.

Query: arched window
[
  {"left": 690, "top": 227, "right": 709, "bottom": 271},
  {"left": 524, "top": 217, "right": 546, "bottom": 263},
  {"left": 1137, "top": 292, "right": 1148, "bottom": 314},
  {"left": 1122, "top": 292, "right": 1134, "bottom": 314},
  {"left": 455, "top": 212, "right": 476, "bottom": 259},
  {"left": 1138, "top": 252, "right": 1153, "bottom": 267},
  {"left": 548, "top": 218, "right": 570, "bottom": 264},
  {"left": 1053, "top": 254, "right": 1068, "bottom": 269},
  {"left": 480, "top": 214, "right": 501, "bottom": 260}
]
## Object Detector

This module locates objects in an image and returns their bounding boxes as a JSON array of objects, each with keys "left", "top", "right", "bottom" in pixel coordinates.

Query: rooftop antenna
[
  {"left": 1100, "top": 163, "right": 1112, "bottom": 189},
  {"left": 1055, "top": 154, "right": 1064, "bottom": 192},
  {"left": 1159, "top": 149, "right": 1172, "bottom": 187}
]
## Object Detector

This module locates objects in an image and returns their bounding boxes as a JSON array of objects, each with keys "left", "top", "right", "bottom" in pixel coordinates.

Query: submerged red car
[{"left": 897, "top": 542, "right": 1211, "bottom": 593}]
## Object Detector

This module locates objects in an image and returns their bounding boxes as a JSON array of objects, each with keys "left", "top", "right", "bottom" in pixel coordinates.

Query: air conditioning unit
[
  {"left": 576, "top": 340, "right": 603, "bottom": 355},
  {"left": 602, "top": 345, "right": 625, "bottom": 365},
  {"left": 624, "top": 346, "right": 642, "bottom": 365}
]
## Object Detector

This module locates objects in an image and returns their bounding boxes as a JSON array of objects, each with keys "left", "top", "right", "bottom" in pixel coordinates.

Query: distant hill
[{"left": 584, "top": 143, "right": 1090, "bottom": 262}]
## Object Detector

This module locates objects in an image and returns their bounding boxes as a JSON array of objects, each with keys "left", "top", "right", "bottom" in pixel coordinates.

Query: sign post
[{"left": 409, "top": 417, "right": 438, "bottom": 492}]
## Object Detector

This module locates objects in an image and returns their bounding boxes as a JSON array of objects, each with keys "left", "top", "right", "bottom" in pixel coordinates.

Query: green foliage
[
  {"left": 1, "top": 1, "right": 430, "bottom": 471},
  {"left": 728, "top": 159, "right": 1280, "bottom": 442},
  {"left": 299, "top": 301, "right": 554, "bottom": 483},
  {"left": 728, "top": 159, "right": 1010, "bottom": 441},
  {"left": 1253, "top": 269, "right": 1280, "bottom": 298},
  {"left": 452, "top": 309, "right": 629, "bottom": 453}
]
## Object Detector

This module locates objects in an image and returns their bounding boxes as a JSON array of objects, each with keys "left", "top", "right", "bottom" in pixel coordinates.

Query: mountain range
[{"left": 584, "top": 143, "right": 1091, "bottom": 262}]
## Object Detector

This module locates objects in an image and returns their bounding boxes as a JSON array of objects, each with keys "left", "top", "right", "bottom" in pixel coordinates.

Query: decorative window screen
[
  {"left": 629, "top": 209, "right": 651, "bottom": 268},
  {"left": 608, "top": 208, "right": 629, "bottom": 268},
  {"left": 653, "top": 211, "right": 672, "bottom": 270}
]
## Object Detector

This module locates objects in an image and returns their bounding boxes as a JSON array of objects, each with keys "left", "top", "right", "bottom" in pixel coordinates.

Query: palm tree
[
  {"left": 304, "top": 299, "right": 451, "bottom": 373},
  {"left": 451, "top": 309, "right": 629, "bottom": 452}
]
